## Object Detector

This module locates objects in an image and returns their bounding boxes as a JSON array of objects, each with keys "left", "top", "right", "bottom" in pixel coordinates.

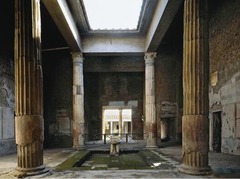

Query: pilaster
[
  {"left": 179, "top": 0, "right": 211, "bottom": 175},
  {"left": 144, "top": 52, "right": 157, "bottom": 148}
]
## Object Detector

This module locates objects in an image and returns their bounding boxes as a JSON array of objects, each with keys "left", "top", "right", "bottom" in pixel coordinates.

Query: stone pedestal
[
  {"left": 14, "top": 0, "right": 47, "bottom": 176},
  {"left": 110, "top": 136, "right": 120, "bottom": 156},
  {"left": 72, "top": 52, "right": 85, "bottom": 150},
  {"left": 144, "top": 53, "right": 157, "bottom": 148},
  {"left": 179, "top": 0, "right": 211, "bottom": 175}
]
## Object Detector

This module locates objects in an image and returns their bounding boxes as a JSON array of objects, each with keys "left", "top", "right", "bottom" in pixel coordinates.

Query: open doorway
[
  {"left": 161, "top": 118, "right": 176, "bottom": 142},
  {"left": 102, "top": 107, "right": 132, "bottom": 135},
  {"left": 212, "top": 111, "right": 222, "bottom": 152}
]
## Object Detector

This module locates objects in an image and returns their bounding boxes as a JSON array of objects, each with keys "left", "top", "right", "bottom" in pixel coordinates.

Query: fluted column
[
  {"left": 14, "top": 0, "right": 47, "bottom": 176},
  {"left": 144, "top": 52, "right": 157, "bottom": 148},
  {"left": 72, "top": 52, "right": 85, "bottom": 150},
  {"left": 179, "top": 0, "right": 211, "bottom": 175}
]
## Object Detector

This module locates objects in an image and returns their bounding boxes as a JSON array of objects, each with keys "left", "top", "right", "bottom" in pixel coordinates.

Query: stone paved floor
[{"left": 0, "top": 142, "right": 240, "bottom": 178}]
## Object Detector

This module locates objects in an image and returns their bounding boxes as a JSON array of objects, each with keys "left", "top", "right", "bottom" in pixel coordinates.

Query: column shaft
[
  {"left": 14, "top": 0, "right": 46, "bottom": 176},
  {"left": 144, "top": 53, "right": 157, "bottom": 148},
  {"left": 179, "top": 0, "right": 211, "bottom": 175},
  {"left": 72, "top": 52, "right": 85, "bottom": 150},
  {"left": 119, "top": 109, "right": 122, "bottom": 136}
]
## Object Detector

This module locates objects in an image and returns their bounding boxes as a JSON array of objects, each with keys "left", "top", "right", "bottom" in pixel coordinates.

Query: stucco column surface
[
  {"left": 144, "top": 52, "right": 157, "bottom": 148},
  {"left": 179, "top": 0, "right": 211, "bottom": 175},
  {"left": 119, "top": 109, "right": 122, "bottom": 136},
  {"left": 72, "top": 52, "right": 85, "bottom": 150},
  {"left": 14, "top": 0, "right": 47, "bottom": 176}
]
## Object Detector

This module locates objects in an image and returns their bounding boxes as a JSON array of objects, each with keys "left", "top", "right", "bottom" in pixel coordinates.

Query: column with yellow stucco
[
  {"left": 179, "top": 0, "right": 211, "bottom": 175},
  {"left": 14, "top": 0, "right": 47, "bottom": 176}
]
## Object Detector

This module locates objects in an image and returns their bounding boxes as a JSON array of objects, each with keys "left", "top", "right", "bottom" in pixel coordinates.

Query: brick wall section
[
  {"left": 155, "top": 45, "right": 183, "bottom": 143},
  {"left": 42, "top": 50, "right": 73, "bottom": 148},
  {"left": 155, "top": 47, "right": 179, "bottom": 104},
  {"left": 209, "top": 0, "right": 240, "bottom": 92},
  {"left": 84, "top": 72, "right": 144, "bottom": 139},
  {"left": 209, "top": 0, "right": 240, "bottom": 155}
]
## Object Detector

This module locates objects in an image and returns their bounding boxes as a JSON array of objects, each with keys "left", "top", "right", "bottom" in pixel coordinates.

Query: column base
[
  {"left": 145, "top": 145, "right": 158, "bottom": 149},
  {"left": 73, "top": 145, "right": 86, "bottom": 151},
  {"left": 14, "top": 165, "right": 48, "bottom": 177},
  {"left": 178, "top": 164, "right": 212, "bottom": 175}
]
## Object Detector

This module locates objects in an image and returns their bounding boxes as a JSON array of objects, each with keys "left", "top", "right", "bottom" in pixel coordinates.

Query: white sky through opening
[{"left": 82, "top": 0, "right": 143, "bottom": 30}]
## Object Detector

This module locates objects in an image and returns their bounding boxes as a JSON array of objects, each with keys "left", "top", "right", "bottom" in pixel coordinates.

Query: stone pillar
[
  {"left": 14, "top": 0, "right": 47, "bottom": 176},
  {"left": 144, "top": 52, "right": 157, "bottom": 148},
  {"left": 111, "top": 122, "right": 113, "bottom": 134},
  {"left": 119, "top": 109, "right": 122, "bottom": 136},
  {"left": 72, "top": 52, "right": 85, "bottom": 150},
  {"left": 179, "top": 0, "right": 211, "bottom": 175}
]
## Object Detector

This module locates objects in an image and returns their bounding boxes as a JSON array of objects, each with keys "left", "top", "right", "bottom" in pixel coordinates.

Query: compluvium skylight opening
[{"left": 82, "top": 0, "right": 143, "bottom": 30}]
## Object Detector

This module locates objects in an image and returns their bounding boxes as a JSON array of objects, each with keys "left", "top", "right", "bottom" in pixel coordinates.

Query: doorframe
[
  {"left": 102, "top": 106, "right": 132, "bottom": 135},
  {"left": 209, "top": 110, "right": 222, "bottom": 152}
]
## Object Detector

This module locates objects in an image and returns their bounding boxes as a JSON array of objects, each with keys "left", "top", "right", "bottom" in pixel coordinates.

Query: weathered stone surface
[
  {"left": 237, "top": 117, "right": 240, "bottom": 139},
  {"left": 208, "top": 0, "right": 240, "bottom": 155},
  {"left": 84, "top": 56, "right": 144, "bottom": 72},
  {"left": 110, "top": 136, "right": 120, "bottom": 156},
  {"left": 144, "top": 52, "right": 157, "bottom": 148},
  {"left": 222, "top": 104, "right": 235, "bottom": 139},
  {"left": 0, "top": 139, "right": 16, "bottom": 155},
  {"left": 0, "top": 107, "right": 15, "bottom": 140},
  {"left": 209, "top": 0, "right": 240, "bottom": 93},
  {"left": 56, "top": 109, "right": 71, "bottom": 135},
  {"left": 209, "top": 72, "right": 240, "bottom": 155},
  {"left": 219, "top": 103, "right": 240, "bottom": 154},
  {"left": 14, "top": 0, "right": 46, "bottom": 175},
  {"left": 72, "top": 52, "right": 85, "bottom": 150},
  {"left": 161, "top": 101, "right": 177, "bottom": 118},
  {"left": 16, "top": 115, "right": 44, "bottom": 146},
  {"left": 0, "top": 53, "right": 15, "bottom": 156},
  {"left": 0, "top": 56, "right": 14, "bottom": 77},
  {"left": 1, "top": 107, "right": 14, "bottom": 139},
  {"left": 0, "top": 73, "right": 14, "bottom": 108},
  {"left": 179, "top": 0, "right": 211, "bottom": 175},
  {"left": 155, "top": 45, "right": 183, "bottom": 144}
]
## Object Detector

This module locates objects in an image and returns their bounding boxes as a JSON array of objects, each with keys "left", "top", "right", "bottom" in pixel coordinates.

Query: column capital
[
  {"left": 144, "top": 52, "right": 157, "bottom": 64},
  {"left": 71, "top": 52, "right": 83, "bottom": 63}
]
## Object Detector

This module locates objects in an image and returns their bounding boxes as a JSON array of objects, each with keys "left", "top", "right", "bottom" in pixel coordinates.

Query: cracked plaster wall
[
  {"left": 209, "top": 0, "right": 240, "bottom": 155},
  {"left": 0, "top": 56, "right": 15, "bottom": 155}
]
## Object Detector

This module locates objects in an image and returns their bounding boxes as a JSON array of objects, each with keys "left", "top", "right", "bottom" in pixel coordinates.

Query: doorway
[
  {"left": 102, "top": 107, "right": 132, "bottom": 135},
  {"left": 212, "top": 111, "right": 222, "bottom": 152},
  {"left": 161, "top": 118, "right": 175, "bottom": 142}
]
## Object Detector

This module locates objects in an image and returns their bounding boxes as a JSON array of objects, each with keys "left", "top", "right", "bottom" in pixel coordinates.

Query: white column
[
  {"left": 144, "top": 52, "right": 157, "bottom": 148},
  {"left": 119, "top": 109, "right": 122, "bottom": 136},
  {"left": 71, "top": 52, "right": 85, "bottom": 150},
  {"left": 111, "top": 122, "right": 113, "bottom": 134}
]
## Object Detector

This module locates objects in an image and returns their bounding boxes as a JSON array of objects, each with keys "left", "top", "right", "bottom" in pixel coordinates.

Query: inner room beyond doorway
[{"left": 102, "top": 107, "right": 132, "bottom": 136}]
